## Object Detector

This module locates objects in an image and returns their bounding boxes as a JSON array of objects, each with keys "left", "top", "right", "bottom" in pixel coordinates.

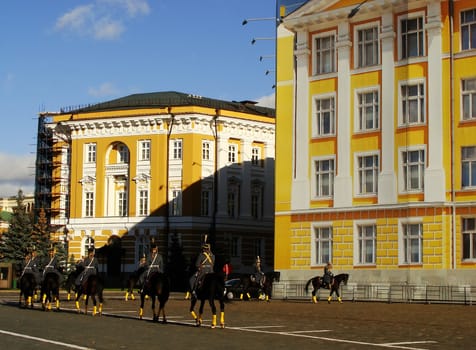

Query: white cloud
[
  {"left": 256, "top": 93, "right": 275, "bottom": 109},
  {"left": 0, "top": 153, "right": 35, "bottom": 198},
  {"left": 88, "top": 82, "right": 120, "bottom": 97},
  {"left": 55, "top": 0, "right": 150, "bottom": 40}
]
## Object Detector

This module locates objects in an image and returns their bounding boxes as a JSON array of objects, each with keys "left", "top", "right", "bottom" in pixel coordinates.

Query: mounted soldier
[
  {"left": 21, "top": 246, "right": 42, "bottom": 289},
  {"left": 191, "top": 238, "right": 215, "bottom": 297},
  {"left": 75, "top": 247, "right": 99, "bottom": 293},
  {"left": 252, "top": 256, "right": 265, "bottom": 288},
  {"left": 42, "top": 246, "right": 63, "bottom": 284},
  {"left": 138, "top": 243, "right": 164, "bottom": 293},
  {"left": 322, "top": 261, "right": 334, "bottom": 289}
]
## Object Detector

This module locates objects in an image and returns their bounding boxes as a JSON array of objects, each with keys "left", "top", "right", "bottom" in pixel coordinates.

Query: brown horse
[
  {"left": 75, "top": 274, "right": 104, "bottom": 316},
  {"left": 239, "top": 271, "right": 280, "bottom": 301},
  {"left": 139, "top": 272, "right": 170, "bottom": 323},
  {"left": 305, "top": 273, "right": 349, "bottom": 303},
  {"left": 189, "top": 272, "right": 226, "bottom": 328}
]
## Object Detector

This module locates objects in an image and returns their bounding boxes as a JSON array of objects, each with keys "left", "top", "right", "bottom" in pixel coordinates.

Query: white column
[
  {"left": 240, "top": 139, "right": 252, "bottom": 218},
  {"left": 424, "top": 2, "right": 446, "bottom": 202},
  {"left": 263, "top": 141, "right": 275, "bottom": 218},
  {"left": 291, "top": 31, "right": 311, "bottom": 210},
  {"left": 378, "top": 13, "right": 398, "bottom": 204},
  {"left": 333, "top": 22, "right": 352, "bottom": 208},
  {"left": 216, "top": 135, "right": 228, "bottom": 217}
]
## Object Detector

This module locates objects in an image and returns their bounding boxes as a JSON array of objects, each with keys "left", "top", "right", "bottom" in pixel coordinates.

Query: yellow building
[
  {"left": 37, "top": 91, "right": 275, "bottom": 286},
  {"left": 275, "top": 0, "right": 476, "bottom": 285}
]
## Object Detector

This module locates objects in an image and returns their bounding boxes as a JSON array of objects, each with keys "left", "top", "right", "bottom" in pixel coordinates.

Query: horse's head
[{"left": 338, "top": 273, "right": 349, "bottom": 286}]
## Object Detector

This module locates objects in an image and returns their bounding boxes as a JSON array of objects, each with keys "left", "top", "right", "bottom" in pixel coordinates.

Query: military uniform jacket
[
  {"left": 195, "top": 251, "right": 215, "bottom": 275},
  {"left": 146, "top": 253, "right": 164, "bottom": 277}
]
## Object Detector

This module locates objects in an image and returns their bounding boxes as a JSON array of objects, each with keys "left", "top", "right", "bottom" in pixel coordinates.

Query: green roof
[{"left": 64, "top": 91, "right": 275, "bottom": 118}]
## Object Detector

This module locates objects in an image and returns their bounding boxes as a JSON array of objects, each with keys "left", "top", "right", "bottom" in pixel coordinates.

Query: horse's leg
[
  {"left": 152, "top": 296, "right": 158, "bottom": 322},
  {"left": 189, "top": 295, "right": 199, "bottom": 324},
  {"left": 196, "top": 299, "right": 205, "bottom": 326},
  {"left": 208, "top": 297, "right": 217, "bottom": 329},
  {"left": 159, "top": 298, "right": 167, "bottom": 324},
  {"left": 92, "top": 295, "right": 98, "bottom": 316},
  {"left": 327, "top": 285, "right": 334, "bottom": 303},
  {"left": 75, "top": 291, "right": 82, "bottom": 312},
  {"left": 219, "top": 297, "right": 225, "bottom": 328},
  {"left": 84, "top": 294, "right": 89, "bottom": 315},
  {"left": 139, "top": 292, "right": 146, "bottom": 319}
]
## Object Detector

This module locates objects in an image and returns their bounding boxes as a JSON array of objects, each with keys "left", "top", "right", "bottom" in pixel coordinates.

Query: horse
[
  {"left": 75, "top": 274, "right": 104, "bottom": 316},
  {"left": 240, "top": 271, "right": 280, "bottom": 301},
  {"left": 138, "top": 272, "right": 170, "bottom": 323},
  {"left": 19, "top": 273, "right": 37, "bottom": 308},
  {"left": 125, "top": 266, "right": 146, "bottom": 301},
  {"left": 189, "top": 272, "right": 226, "bottom": 328},
  {"left": 40, "top": 272, "right": 61, "bottom": 311},
  {"left": 64, "top": 265, "right": 83, "bottom": 301},
  {"left": 305, "top": 273, "right": 350, "bottom": 303}
]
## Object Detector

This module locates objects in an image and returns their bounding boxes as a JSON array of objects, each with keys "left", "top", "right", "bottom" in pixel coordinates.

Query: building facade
[
  {"left": 275, "top": 0, "right": 476, "bottom": 285},
  {"left": 37, "top": 91, "right": 275, "bottom": 287}
]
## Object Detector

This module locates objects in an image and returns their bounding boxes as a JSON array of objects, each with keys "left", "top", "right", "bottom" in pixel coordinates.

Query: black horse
[
  {"left": 75, "top": 274, "right": 104, "bottom": 316},
  {"left": 139, "top": 272, "right": 170, "bottom": 323},
  {"left": 190, "top": 272, "right": 226, "bottom": 328},
  {"left": 64, "top": 266, "right": 83, "bottom": 301},
  {"left": 125, "top": 266, "right": 146, "bottom": 301},
  {"left": 305, "top": 273, "right": 349, "bottom": 303},
  {"left": 19, "top": 273, "right": 36, "bottom": 308},
  {"left": 40, "top": 272, "right": 61, "bottom": 311},
  {"left": 240, "top": 271, "right": 280, "bottom": 301}
]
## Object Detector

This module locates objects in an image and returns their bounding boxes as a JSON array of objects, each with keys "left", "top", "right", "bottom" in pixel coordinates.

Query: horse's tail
[{"left": 305, "top": 278, "right": 313, "bottom": 293}]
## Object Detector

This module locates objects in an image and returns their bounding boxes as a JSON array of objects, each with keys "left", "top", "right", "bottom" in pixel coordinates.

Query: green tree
[{"left": 0, "top": 190, "right": 34, "bottom": 273}]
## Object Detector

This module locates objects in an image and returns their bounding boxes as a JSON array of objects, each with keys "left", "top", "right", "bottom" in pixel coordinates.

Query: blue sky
[{"left": 0, "top": 0, "right": 305, "bottom": 198}]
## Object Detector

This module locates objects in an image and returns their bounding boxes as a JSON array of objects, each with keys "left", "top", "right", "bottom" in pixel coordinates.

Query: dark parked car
[{"left": 224, "top": 278, "right": 243, "bottom": 300}]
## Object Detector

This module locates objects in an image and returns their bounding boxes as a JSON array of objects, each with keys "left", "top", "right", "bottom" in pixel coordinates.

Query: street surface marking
[{"left": 0, "top": 329, "right": 93, "bottom": 350}]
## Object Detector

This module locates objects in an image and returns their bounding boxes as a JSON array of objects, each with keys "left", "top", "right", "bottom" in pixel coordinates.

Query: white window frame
[
  {"left": 398, "top": 146, "right": 426, "bottom": 193},
  {"left": 461, "top": 8, "right": 476, "bottom": 51},
  {"left": 138, "top": 189, "right": 149, "bottom": 216},
  {"left": 138, "top": 140, "right": 151, "bottom": 162},
  {"left": 311, "top": 156, "right": 335, "bottom": 199},
  {"left": 82, "top": 236, "right": 95, "bottom": 257},
  {"left": 228, "top": 144, "right": 237, "bottom": 164},
  {"left": 84, "top": 191, "right": 94, "bottom": 217},
  {"left": 117, "top": 191, "right": 128, "bottom": 217},
  {"left": 398, "top": 79, "right": 426, "bottom": 126},
  {"left": 202, "top": 141, "right": 211, "bottom": 161},
  {"left": 354, "top": 21, "right": 380, "bottom": 68},
  {"left": 354, "top": 151, "right": 379, "bottom": 196},
  {"left": 398, "top": 12, "right": 425, "bottom": 60},
  {"left": 251, "top": 147, "right": 261, "bottom": 166},
  {"left": 399, "top": 218, "right": 423, "bottom": 265},
  {"left": 462, "top": 78, "right": 476, "bottom": 121},
  {"left": 170, "top": 189, "right": 182, "bottom": 216},
  {"left": 462, "top": 217, "right": 476, "bottom": 261},
  {"left": 310, "top": 222, "right": 333, "bottom": 267},
  {"left": 118, "top": 144, "right": 129, "bottom": 163},
  {"left": 312, "top": 93, "right": 336, "bottom": 138},
  {"left": 85, "top": 143, "right": 96, "bottom": 163},
  {"left": 353, "top": 220, "right": 377, "bottom": 266},
  {"left": 172, "top": 139, "right": 182, "bottom": 160},
  {"left": 462, "top": 146, "right": 476, "bottom": 188},
  {"left": 354, "top": 86, "right": 380, "bottom": 132},
  {"left": 312, "top": 30, "right": 336, "bottom": 76}
]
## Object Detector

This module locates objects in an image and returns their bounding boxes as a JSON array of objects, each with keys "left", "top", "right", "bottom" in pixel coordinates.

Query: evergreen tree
[
  {"left": 0, "top": 190, "right": 34, "bottom": 273},
  {"left": 31, "top": 208, "right": 52, "bottom": 259}
]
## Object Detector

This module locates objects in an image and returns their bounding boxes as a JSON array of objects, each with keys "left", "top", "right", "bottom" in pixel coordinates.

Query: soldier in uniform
[
  {"left": 322, "top": 261, "right": 334, "bottom": 289},
  {"left": 191, "top": 242, "right": 215, "bottom": 296},
  {"left": 253, "top": 256, "right": 265, "bottom": 287},
  {"left": 42, "top": 246, "right": 63, "bottom": 284},
  {"left": 21, "top": 246, "right": 42, "bottom": 289},
  {"left": 138, "top": 244, "right": 163, "bottom": 292},
  {"left": 75, "top": 248, "right": 98, "bottom": 292}
]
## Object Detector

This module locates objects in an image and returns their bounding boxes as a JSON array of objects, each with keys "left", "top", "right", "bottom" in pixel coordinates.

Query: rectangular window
[
  {"left": 462, "top": 78, "right": 476, "bottom": 121},
  {"left": 172, "top": 140, "right": 182, "bottom": 160},
  {"left": 462, "top": 218, "right": 476, "bottom": 260},
  {"left": 357, "top": 155, "right": 379, "bottom": 195},
  {"left": 228, "top": 144, "right": 237, "bottom": 163},
  {"left": 313, "top": 226, "right": 332, "bottom": 265},
  {"left": 139, "top": 140, "right": 151, "bottom": 161},
  {"left": 315, "top": 159, "right": 334, "bottom": 197},
  {"left": 138, "top": 190, "right": 149, "bottom": 216},
  {"left": 86, "top": 143, "right": 96, "bottom": 163},
  {"left": 314, "top": 34, "right": 335, "bottom": 74},
  {"left": 202, "top": 141, "right": 211, "bottom": 161},
  {"left": 201, "top": 190, "right": 211, "bottom": 216},
  {"left": 357, "top": 90, "right": 379, "bottom": 131},
  {"left": 118, "top": 191, "right": 127, "bottom": 217},
  {"left": 401, "top": 83, "right": 425, "bottom": 125},
  {"left": 230, "top": 237, "right": 241, "bottom": 258},
  {"left": 253, "top": 239, "right": 264, "bottom": 259},
  {"left": 357, "top": 26, "right": 379, "bottom": 67},
  {"left": 251, "top": 147, "right": 261, "bottom": 166},
  {"left": 402, "top": 223, "right": 423, "bottom": 264},
  {"left": 251, "top": 188, "right": 263, "bottom": 219},
  {"left": 462, "top": 147, "right": 476, "bottom": 188},
  {"left": 402, "top": 149, "right": 425, "bottom": 191},
  {"left": 358, "top": 225, "right": 376, "bottom": 264},
  {"left": 85, "top": 192, "right": 94, "bottom": 217},
  {"left": 315, "top": 97, "right": 335, "bottom": 136},
  {"left": 400, "top": 16, "right": 424, "bottom": 59},
  {"left": 171, "top": 190, "right": 182, "bottom": 216},
  {"left": 118, "top": 145, "right": 129, "bottom": 163},
  {"left": 461, "top": 9, "right": 476, "bottom": 51}
]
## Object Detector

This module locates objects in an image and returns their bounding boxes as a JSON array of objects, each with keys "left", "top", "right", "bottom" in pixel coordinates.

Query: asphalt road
[{"left": 0, "top": 290, "right": 474, "bottom": 350}]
